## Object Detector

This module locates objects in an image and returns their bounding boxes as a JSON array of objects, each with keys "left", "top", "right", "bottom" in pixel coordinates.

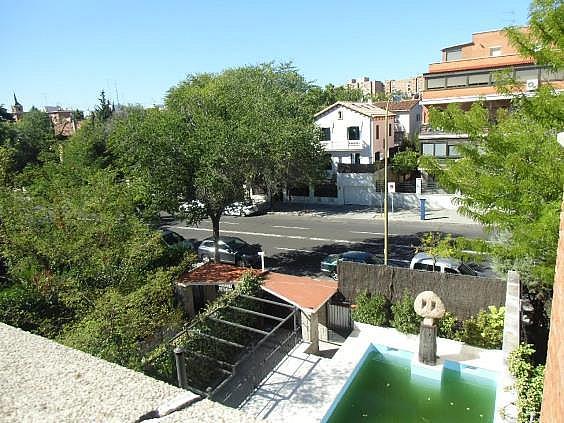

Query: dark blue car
[{"left": 321, "top": 251, "right": 382, "bottom": 279}]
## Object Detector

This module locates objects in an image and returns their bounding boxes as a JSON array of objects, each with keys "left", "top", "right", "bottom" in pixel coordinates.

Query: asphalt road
[{"left": 164, "top": 213, "right": 487, "bottom": 278}]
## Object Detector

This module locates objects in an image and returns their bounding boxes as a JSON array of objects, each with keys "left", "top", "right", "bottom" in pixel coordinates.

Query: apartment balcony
[
  {"left": 321, "top": 140, "right": 366, "bottom": 151},
  {"left": 337, "top": 162, "right": 384, "bottom": 173}
]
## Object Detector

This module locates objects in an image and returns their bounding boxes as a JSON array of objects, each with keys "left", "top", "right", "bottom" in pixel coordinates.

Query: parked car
[
  {"left": 160, "top": 229, "right": 197, "bottom": 251},
  {"left": 224, "top": 201, "right": 270, "bottom": 217},
  {"left": 321, "top": 251, "right": 383, "bottom": 279},
  {"left": 179, "top": 200, "right": 207, "bottom": 214},
  {"left": 409, "top": 252, "right": 478, "bottom": 276},
  {"left": 198, "top": 236, "right": 262, "bottom": 267}
]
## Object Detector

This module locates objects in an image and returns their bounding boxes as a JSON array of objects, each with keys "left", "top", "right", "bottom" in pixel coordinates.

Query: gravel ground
[{"left": 0, "top": 323, "right": 257, "bottom": 423}]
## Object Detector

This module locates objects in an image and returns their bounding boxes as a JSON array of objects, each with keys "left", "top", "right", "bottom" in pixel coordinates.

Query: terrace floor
[{"left": 239, "top": 323, "right": 507, "bottom": 423}]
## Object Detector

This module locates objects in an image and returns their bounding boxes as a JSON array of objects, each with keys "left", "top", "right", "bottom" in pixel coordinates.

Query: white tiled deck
[{"left": 240, "top": 323, "right": 508, "bottom": 423}]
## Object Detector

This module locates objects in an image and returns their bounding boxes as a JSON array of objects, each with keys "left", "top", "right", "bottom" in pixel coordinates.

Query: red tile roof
[
  {"left": 177, "top": 263, "right": 261, "bottom": 286},
  {"left": 262, "top": 272, "right": 338, "bottom": 312}
]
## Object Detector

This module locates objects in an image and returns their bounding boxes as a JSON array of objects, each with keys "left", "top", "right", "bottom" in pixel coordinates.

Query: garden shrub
[
  {"left": 437, "top": 311, "right": 462, "bottom": 341},
  {"left": 59, "top": 269, "right": 183, "bottom": 371},
  {"left": 391, "top": 290, "right": 420, "bottom": 334},
  {"left": 352, "top": 291, "right": 390, "bottom": 327},
  {"left": 508, "top": 344, "right": 545, "bottom": 423},
  {"left": 0, "top": 281, "right": 72, "bottom": 338},
  {"left": 460, "top": 306, "right": 505, "bottom": 349}
]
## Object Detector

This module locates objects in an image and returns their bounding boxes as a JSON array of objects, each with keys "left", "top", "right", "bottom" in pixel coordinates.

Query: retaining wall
[{"left": 338, "top": 261, "right": 506, "bottom": 319}]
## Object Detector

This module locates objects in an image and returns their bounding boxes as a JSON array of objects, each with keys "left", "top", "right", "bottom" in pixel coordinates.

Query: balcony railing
[{"left": 337, "top": 163, "right": 384, "bottom": 173}]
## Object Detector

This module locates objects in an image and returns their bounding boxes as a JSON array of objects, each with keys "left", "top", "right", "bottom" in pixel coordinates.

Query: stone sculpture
[{"left": 414, "top": 291, "right": 445, "bottom": 365}]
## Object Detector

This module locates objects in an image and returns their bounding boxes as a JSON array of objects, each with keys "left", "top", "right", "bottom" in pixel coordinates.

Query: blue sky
[{"left": 2, "top": 0, "right": 532, "bottom": 112}]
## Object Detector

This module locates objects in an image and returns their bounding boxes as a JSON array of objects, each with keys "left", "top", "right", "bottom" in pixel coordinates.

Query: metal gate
[{"left": 327, "top": 301, "right": 353, "bottom": 338}]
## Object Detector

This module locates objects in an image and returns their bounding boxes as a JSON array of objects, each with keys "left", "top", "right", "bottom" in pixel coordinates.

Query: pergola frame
[{"left": 172, "top": 292, "right": 298, "bottom": 396}]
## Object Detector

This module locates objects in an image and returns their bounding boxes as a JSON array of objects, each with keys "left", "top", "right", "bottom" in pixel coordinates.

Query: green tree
[
  {"left": 420, "top": 0, "right": 564, "bottom": 300},
  {"left": 391, "top": 150, "right": 419, "bottom": 177},
  {"left": 0, "top": 108, "right": 56, "bottom": 177},
  {"left": 111, "top": 63, "right": 325, "bottom": 262},
  {"left": 305, "top": 83, "right": 364, "bottom": 113},
  {"left": 95, "top": 90, "right": 113, "bottom": 121}
]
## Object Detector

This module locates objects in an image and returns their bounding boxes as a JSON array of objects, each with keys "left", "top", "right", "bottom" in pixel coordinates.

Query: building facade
[
  {"left": 372, "top": 100, "right": 422, "bottom": 143},
  {"left": 344, "top": 77, "right": 385, "bottom": 97},
  {"left": 45, "top": 106, "right": 81, "bottom": 137},
  {"left": 384, "top": 76, "right": 424, "bottom": 97},
  {"left": 314, "top": 101, "right": 396, "bottom": 169},
  {"left": 420, "top": 28, "right": 564, "bottom": 160}
]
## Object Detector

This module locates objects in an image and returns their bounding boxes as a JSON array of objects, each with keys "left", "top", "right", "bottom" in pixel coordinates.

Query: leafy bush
[
  {"left": 59, "top": 269, "right": 183, "bottom": 371},
  {"left": 352, "top": 291, "right": 390, "bottom": 327},
  {"left": 460, "top": 306, "right": 505, "bottom": 349},
  {"left": 0, "top": 281, "right": 72, "bottom": 338},
  {"left": 438, "top": 311, "right": 462, "bottom": 341},
  {"left": 508, "top": 344, "right": 545, "bottom": 423},
  {"left": 391, "top": 290, "right": 420, "bottom": 334}
]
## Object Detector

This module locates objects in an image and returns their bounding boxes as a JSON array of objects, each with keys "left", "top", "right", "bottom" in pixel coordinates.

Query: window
[
  {"left": 388, "top": 123, "right": 392, "bottom": 137},
  {"left": 354, "top": 153, "right": 361, "bottom": 164},
  {"left": 468, "top": 72, "right": 490, "bottom": 86},
  {"left": 416, "top": 114, "right": 421, "bottom": 122},
  {"left": 444, "top": 267, "right": 459, "bottom": 274},
  {"left": 337, "top": 111, "right": 343, "bottom": 120},
  {"left": 446, "top": 75, "right": 467, "bottom": 87},
  {"left": 375, "top": 125, "right": 379, "bottom": 139},
  {"left": 320, "top": 127, "right": 331, "bottom": 141},
  {"left": 445, "top": 47, "right": 462, "bottom": 61},
  {"left": 515, "top": 68, "right": 539, "bottom": 82},
  {"left": 426, "top": 77, "right": 445, "bottom": 89},
  {"left": 541, "top": 68, "right": 564, "bottom": 81},
  {"left": 422, "top": 143, "right": 434, "bottom": 156},
  {"left": 490, "top": 47, "right": 502, "bottom": 57},
  {"left": 413, "top": 263, "right": 438, "bottom": 272},
  {"left": 347, "top": 126, "right": 360, "bottom": 140},
  {"left": 434, "top": 143, "right": 447, "bottom": 157},
  {"left": 448, "top": 145, "right": 460, "bottom": 157}
]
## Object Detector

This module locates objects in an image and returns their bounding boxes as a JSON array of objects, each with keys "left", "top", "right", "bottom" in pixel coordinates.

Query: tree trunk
[{"left": 210, "top": 213, "right": 221, "bottom": 263}]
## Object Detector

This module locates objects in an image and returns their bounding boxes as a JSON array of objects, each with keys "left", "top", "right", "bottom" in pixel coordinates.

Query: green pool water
[{"left": 327, "top": 350, "right": 497, "bottom": 423}]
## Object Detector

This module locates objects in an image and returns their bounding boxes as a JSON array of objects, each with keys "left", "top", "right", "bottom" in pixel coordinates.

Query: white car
[
  {"left": 224, "top": 201, "right": 268, "bottom": 217},
  {"left": 409, "top": 252, "right": 478, "bottom": 276}
]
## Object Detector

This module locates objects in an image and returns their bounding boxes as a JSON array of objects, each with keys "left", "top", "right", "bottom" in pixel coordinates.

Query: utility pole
[{"left": 383, "top": 97, "right": 391, "bottom": 265}]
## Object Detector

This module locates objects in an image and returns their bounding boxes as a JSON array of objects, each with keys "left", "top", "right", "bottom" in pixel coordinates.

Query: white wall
[{"left": 315, "top": 106, "right": 373, "bottom": 165}]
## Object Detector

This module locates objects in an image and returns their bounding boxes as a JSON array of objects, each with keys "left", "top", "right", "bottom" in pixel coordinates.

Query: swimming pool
[{"left": 323, "top": 344, "right": 497, "bottom": 423}]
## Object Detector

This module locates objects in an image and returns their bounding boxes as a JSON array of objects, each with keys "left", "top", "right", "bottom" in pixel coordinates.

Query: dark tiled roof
[{"left": 372, "top": 99, "right": 420, "bottom": 112}]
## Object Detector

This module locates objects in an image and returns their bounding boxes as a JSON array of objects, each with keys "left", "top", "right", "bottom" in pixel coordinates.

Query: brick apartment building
[
  {"left": 384, "top": 76, "right": 424, "bottom": 97},
  {"left": 345, "top": 77, "right": 385, "bottom": 97},
  {"left": 419, "top": 28, "right": 564, "bottom": 160}
]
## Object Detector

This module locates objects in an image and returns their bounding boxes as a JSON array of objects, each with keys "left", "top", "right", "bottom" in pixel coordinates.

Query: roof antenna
[{"left": 114, "top": 81, "right": 120, "bottom": 106}]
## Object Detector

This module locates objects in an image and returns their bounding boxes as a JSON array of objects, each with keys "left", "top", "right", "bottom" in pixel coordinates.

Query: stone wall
[{"left": 338, "top": 261, "right": 506, "bottom": 319}]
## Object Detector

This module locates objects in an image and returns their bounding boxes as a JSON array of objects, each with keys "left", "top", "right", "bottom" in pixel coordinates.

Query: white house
[{"left": 314, "top": 102, "right": 396, "bottom": 170}]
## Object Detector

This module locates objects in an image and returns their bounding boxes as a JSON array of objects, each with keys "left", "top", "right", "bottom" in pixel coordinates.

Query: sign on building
[{"left": 388, "top": 182, "right": 396, "bottom": 193}]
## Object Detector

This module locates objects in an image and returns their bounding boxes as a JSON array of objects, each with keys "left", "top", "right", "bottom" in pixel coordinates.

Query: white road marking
[
  {"left": 276, "top": 247, "right": 315, "bottom": 253},
  {"left": 350, "top": 230, "right": 384, "bottom": 235},
  {"left": 221, "top": 222, "right": 240, "bottom": 225},
  {"left": 272, "top": 225, "right": 311, "bottom": 230},
  {"left": 172, "top": 226, "right": 417, "bottom": 249}
]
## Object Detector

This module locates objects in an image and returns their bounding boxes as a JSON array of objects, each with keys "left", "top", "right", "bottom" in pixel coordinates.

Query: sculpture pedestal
[{"left": 418, "top": 323, "right": 438, "bottom": 365}]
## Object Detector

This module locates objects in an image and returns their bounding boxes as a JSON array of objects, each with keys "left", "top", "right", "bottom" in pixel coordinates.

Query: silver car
[
  {"left": 409, "top": 252, "right": 478, "bottom": 276},
  {"left": 197, "top": 236, "right": 262, "bottom": 267}
]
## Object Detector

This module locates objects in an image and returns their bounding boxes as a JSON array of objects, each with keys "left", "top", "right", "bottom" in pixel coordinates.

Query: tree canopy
[
  {"left": 421, "top": 0, "right": 564, "bottom": 299},
  {"left": 109, "top": 63, "right": 326, "bottom": 260}
]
